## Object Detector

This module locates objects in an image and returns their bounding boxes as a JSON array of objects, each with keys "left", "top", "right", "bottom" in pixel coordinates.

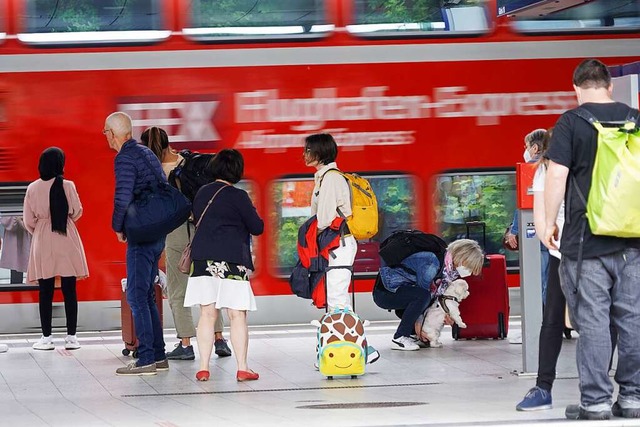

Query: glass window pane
[
  {"left": 434, "top": 172, "right": 518, "bottom": 268},
  {"left": 349, "top": 0, "right": 490, "bottom": 36},
  {"left": 270, "top": 174, "right": 418, "bottom": 277},
  {"left": 508, "top": 0, "right": 640, "bottom": 33},
  {"left": 0, "top": 184, "right": 30, "bottom": 288},
  {"left": 19, "top": 0, "right": 168, "bottom": 44},
  {"left": 185, "top": 0, "right": 332, "bottom": 40},
  {"left": 236, "top": 180, "right": 260, "bottom": 273}
]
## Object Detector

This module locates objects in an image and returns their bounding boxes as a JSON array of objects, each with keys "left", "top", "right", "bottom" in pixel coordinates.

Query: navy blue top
[
  {"left": 112, "top": 139, "right": 166, "bottom": 233},
  {"left": 191, "top": 181, "right": 264, "bottom": 270}
]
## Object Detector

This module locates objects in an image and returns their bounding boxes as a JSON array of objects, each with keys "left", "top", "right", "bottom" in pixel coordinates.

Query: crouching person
[{"left": 372, "top": 238, "right": 483, "bottom": 350}]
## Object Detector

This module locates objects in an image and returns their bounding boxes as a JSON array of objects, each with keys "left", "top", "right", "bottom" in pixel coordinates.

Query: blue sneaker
[{"left": 516, "top": 387, "right": 552, "bottom": 411}]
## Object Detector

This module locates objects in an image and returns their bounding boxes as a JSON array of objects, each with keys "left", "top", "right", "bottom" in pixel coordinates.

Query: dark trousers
[
  {"left": 373, "top": 284, "right": 431, "bottom": 339},
  {"left": 536, "top": 255, "right": 564, "bottom": 391},
  {"left": 38, "top": 276, "right": 78, "bottom": 337},
  {"left": 126, "top": 238, "right": 166, "bottom": 366}
]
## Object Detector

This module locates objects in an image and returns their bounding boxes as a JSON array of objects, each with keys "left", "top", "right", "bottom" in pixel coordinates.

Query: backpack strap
[{"left": 319, "top": 168, "right": 350, "bottom": 240}]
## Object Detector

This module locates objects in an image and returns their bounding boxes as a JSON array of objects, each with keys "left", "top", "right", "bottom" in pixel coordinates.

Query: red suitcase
[
  {"left": 452, "top": 254, "right": 509, "bottom": 340},
  {"left": 121, "top": 283, "right": 164, "bottom": 357}
]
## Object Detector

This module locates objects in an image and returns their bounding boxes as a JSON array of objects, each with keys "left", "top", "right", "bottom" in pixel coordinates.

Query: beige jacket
[{"left": 311, "top": 162, "right": 352, "bottom": 231}]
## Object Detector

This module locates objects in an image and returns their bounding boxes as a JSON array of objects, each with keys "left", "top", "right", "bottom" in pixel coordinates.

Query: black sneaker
[
  {"left": 565, "top": 404, "right": 612, "bottom": 420},
  {"left": 612, "top": 402, "right": 640, "bottom": 418},
  {"left": 214, "top": 338, "right": 232, "bottom": 357},
  {"left": 165, "top": 343, "right": 195, "bottom": 360}
]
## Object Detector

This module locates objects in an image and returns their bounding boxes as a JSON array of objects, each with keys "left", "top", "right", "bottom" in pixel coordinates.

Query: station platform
[{"left": 0, "top": 319, "right": 638, "bottom": 427}]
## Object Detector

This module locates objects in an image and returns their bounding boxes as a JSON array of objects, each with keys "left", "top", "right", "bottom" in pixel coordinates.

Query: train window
[
  {"left": 18, "top": 0, "right": 169, "bottom": 45},
  {"left": 270, "top": 174, "right": 418, "bottom": 277},
  {"left": 348, "top": 0, "right": 490, "bottom": 36},
  {"left": 434, "top": 171, "right": 519, "bottom": 269},
  {"left": 183, "top": 0, "right": 333, "bottom": 41},
  {"left": 508, "top": 0, "right": 640, "bottom": 33},
  {"left": 236, "top": 180, "right": 260, "bottom": 274},
  {"left": 0, "top": 184, "right": 30, "bottom": 288}
]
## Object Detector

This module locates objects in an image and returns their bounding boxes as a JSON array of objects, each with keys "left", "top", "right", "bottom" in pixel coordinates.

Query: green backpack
[{"left": 572, "top": 107, "right": 640, "bottom": 238}]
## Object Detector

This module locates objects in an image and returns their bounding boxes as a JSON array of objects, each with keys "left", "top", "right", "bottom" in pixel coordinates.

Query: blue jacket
[
  {"left": 379, "top": 251, "right": 440, "bottom": 293},
  {"left": 111, "top": 139, "right": 166, "bottom": 233}
]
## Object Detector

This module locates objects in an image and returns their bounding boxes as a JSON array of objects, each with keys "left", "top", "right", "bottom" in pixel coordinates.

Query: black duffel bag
[
  {"left": 124, "top": 156, "right": 192, "bottom": 244},
  {"left": 378, "top": 229, "right": 447, "bottom": 267}
]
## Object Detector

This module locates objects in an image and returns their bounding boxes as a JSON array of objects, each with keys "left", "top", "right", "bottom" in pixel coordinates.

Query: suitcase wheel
[
  {"left": 351, "top": 375, "right": 358, "bottom": 379},
  {"left": 327, "top": 376, "right": 333, "bottom": 380},
  {"left": 132, "top": 350, "right": 138, "bottom": 358},
  {"left": 498, "top": 313, "right": 506, "bottom": 339},
  {"left": 122, "top": 349, "right": 130, "bottom": 356},
  {"left": 452, "top": 324, "right": 459, "bottom": 340}
]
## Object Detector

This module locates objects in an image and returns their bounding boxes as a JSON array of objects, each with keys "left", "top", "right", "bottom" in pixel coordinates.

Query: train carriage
[{"left": 0, "top": 0, "right": 638, "bottom": 332}]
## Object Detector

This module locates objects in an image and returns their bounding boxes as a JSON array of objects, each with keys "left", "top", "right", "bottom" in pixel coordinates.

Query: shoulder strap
[
  {"left": 139, "top": 151, "right": 167, "bottom": 185},
  {"left": 194, "top": 185, "right": 229, "bottom": 229},
  {"left": 571, "top": 107, "right": 599, "bottom": 126}
]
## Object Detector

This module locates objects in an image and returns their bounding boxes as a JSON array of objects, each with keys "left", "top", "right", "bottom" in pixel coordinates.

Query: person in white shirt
[{"left": 304, "top": 133, "right": 356, "bottom": 311}]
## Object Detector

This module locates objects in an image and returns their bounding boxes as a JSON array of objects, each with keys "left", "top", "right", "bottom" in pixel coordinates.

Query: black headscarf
[{"left": 38, "top": 147, "right": 69, "bottom": 235}]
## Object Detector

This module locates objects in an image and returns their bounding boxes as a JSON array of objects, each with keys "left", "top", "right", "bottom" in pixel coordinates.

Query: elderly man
[{"left": 105, "top": 112, "right": 168, "bottom": 376}]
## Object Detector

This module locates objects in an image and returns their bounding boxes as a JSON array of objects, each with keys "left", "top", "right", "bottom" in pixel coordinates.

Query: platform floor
[{"left": 0, "top": 319, "right": 639, "bottom": 427}]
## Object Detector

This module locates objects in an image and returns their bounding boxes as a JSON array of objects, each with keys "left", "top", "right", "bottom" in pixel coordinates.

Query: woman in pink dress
[{"left": 23, "top": 147, "right": 89, "bottom": 351}]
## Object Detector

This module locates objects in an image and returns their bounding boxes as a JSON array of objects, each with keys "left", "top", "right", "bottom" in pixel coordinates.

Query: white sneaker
[
  {"left": 33, "top": 335, "right": 54, "bottom": 351},
  {"left": 64, "top": 335, "right": 81, "bottom": 350},
  {"left": 392, "top": 336, "right": 420, "bottom": 351},
  {"left": 0, "top": 344, "right": 8, "bottom": 353}
]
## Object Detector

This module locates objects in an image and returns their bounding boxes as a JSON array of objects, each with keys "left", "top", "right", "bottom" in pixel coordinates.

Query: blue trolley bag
[{"left": 452, "top": 221, "right": 509, "bottom": 340}]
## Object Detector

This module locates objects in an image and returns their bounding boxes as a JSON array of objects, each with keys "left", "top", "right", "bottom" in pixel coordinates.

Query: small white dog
[{"left": 421, "top": 279, "right": 470, "bottom": 348}]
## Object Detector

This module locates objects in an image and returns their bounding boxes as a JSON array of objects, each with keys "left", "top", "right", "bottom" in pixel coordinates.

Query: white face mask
[
  {"left": 456, "top": 266, "right": 472, "bottom": 278},
  {"left": 523, "top": 148, "right": 532, "bottom": 163}
]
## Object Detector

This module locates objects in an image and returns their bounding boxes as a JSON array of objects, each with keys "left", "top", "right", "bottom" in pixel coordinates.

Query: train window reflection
[
  {"left": 183, "top": 0, "right": 333, "bottom": 41},
  {"left": 270, "top": 174, "right": 418, "bottom": 277},
  {"left": 0, "top": 184, "right": 29, "bottom": 288},
  {"left": 510, "top": 0, "right": 640, "bottom": 33},
  {"left": 18, "top": 0, "right": 168, "bottom": 45},
  {"left": 348, "top": 0, "right": 490, "bottom": 36},
  {"left": 434, "top": 171, "right": 519, "bottom": 269}
]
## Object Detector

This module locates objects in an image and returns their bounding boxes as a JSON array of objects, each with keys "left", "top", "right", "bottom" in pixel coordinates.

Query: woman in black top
[{"left": 183, "top": 149, "right": 264, "bottom": 382}]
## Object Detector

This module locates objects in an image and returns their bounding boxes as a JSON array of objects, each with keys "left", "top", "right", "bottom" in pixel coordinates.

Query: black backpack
[
  {"left": 379, "top": 230, "right": 447, "bottom": 269},
  {"left": 167, "top": 150, "right": 216, "bottom": 202}
]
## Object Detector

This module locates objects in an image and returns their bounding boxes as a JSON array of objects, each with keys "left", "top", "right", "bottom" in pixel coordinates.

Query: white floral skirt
[{"left": 183, "top": 260, "right": 257, "bottom": 311}]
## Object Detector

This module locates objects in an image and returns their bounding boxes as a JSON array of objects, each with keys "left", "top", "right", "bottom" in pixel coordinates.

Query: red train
[{"left": 0, "top": 0, "right": 638, "bottom": 332}]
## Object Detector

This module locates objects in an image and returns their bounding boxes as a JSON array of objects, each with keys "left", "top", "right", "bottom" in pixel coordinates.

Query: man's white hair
[{"left": 106, "top": 112, "right": 133, "bottom": 139}]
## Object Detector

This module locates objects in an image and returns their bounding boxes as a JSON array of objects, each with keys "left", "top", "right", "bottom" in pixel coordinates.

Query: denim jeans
[
  {"left": 126, "top": 238, "right": 166, "bottom": 366},
  {"left": 379, "top": 252, "right": 440, "bottom": 293},
  {"left": 559, "top": 248, "right": 640, "bottom": 408},
  {"left": 373, "top": 284, "right": 431, "bottom": 339}
]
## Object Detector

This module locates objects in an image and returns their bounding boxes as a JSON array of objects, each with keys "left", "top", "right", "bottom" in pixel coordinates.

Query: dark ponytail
[
  {"left": 38, "top": 147, "right": 69, "bottom": 235},
  {"left": 140, "top": 126, "right": 169, "bottom": 161}
]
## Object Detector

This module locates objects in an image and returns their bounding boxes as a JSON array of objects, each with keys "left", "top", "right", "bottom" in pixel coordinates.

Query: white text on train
[{"left": 235, "top": 87, "right": 576, "bottom": 129}]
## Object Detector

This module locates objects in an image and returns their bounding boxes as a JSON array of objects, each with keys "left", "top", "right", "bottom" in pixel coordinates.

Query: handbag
[
  {"left": 178, "top": 185, "right": 228, "bottom": 274},
  {"left": 124, "top": 154, "right": 192, "bottom": 244}
]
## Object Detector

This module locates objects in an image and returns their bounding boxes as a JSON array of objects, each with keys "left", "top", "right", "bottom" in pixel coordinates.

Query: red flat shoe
[
  {"left": 196, "top": 370, "right": 210, "bottom": 381},
  {"left": 236, "top": 370, "right": 259, "bottom": 382}
]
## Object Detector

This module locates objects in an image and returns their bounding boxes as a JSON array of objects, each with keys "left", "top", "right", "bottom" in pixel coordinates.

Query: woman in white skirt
[{"left": 184, "top": 149, "right": 264, "bottom": 382}]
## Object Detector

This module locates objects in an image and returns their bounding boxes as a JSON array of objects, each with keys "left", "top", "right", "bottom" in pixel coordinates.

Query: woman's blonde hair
[{"left": 447, "top": 239, "right": 484, "bottom": 276}]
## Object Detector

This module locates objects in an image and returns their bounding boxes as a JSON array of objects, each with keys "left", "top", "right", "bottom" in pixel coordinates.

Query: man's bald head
[
  {"left": 104, "top": 112, "right": 133, "bottom": 151},
  {"left": 106, "top": 112, "right": 133, "bottom": 139}
]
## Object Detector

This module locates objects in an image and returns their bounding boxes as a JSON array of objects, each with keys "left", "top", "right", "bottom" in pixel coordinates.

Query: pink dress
[{"left": 23, "top": 179, "right": 89, "bottom": 284}]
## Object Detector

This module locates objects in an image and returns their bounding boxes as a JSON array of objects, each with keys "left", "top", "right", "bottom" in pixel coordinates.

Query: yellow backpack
[{"left": 323, "top": 169, "right": 379, "bottom": 240}]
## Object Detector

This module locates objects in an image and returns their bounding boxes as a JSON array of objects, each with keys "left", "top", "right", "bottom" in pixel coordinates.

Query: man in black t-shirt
[{"left": 543, "top": 59, "right": 640, "bottom": 420}]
